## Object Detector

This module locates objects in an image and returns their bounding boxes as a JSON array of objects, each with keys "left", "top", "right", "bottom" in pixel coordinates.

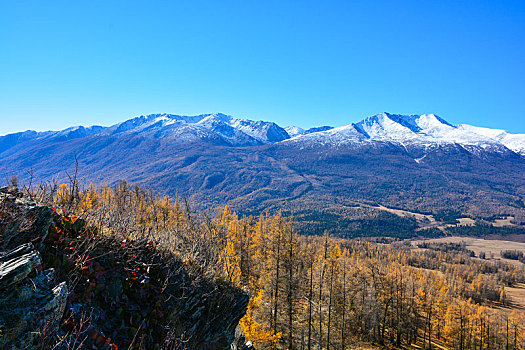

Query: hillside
[
  {"left": 2, "top": 182, "right": 523, "bottom": 349},
  {"left": 0, "top": 186, "right": 249, "bottom": 349},
  {"left": 2, "top": 112, "right": 525, "bottom": 237}
]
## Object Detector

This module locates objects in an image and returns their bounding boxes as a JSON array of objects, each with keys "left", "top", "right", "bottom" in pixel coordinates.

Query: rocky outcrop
[
  {"left": 0, "top": 242, "right": 68, "bottom": 349},
  {"left": 167, "top": 280, "right": 250, "bottom": 349},
  {"left": 0, "top": 186, "right": 53, "bottom": 251},
  {"left": 0, "top": 189, "right": 249, "bottom": 349},
  {"left": 231, "top": 330, "right": 256, "bottom": 350},
  {"left": 0, "top": 187, "right": 67, "bottom": 348}
]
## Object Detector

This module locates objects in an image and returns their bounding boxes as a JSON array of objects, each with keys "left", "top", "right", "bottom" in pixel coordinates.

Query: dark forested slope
[{"left": 2, "top": 113, "right": 525, "bottom": 237}]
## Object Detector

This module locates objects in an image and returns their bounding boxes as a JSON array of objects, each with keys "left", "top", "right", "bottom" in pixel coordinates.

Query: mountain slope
[
  {"left": 1, "top": 112, "right": 525, "bottom": 236},
  {"left": 98, "top": 113, "right": 290, "bottom": 146},
  {"left": 289, "top": 113, "right": 509, "bottom": 152},
  {"left": 458, "top": 124, "right": 525, "bottom": 154}
]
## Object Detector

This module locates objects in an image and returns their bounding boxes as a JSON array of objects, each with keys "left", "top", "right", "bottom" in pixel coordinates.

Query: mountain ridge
[
  {"left": 3, "top": 112, "right": 524, "bottom": 155},
  {"left": 2, "top": 112, "right": 525, "bottom": 238}
]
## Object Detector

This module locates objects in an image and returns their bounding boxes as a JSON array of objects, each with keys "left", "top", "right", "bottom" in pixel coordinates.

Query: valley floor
[{"left": 411, "top": 236, "right": 525, "bottom": 265}]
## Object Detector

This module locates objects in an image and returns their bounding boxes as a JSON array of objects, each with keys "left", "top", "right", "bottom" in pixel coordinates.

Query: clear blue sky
[{"left": 1, "top": 0, "right": 524, "bottom": 135}]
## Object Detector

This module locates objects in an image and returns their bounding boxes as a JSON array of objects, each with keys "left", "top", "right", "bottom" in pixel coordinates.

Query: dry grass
[
  {"left": 456, "top": 217, "right": 476, "bottom": 226},
  {"left": 373, "top": 204, "right": 438, "bottom": 227},
  {"left": 493, "top": 216, "right": 516, "bottom": 227},
  {"left": 370, "top": 204, "right": 520, "bottom": 232},
  {"left": 411, "top": 236, "right": 525, "bottom": 266},
  {"left": 505, "top": 283, "right": 525, "bottom": 310},
  {"left": 411, "top": 236, "right": 525, "bottom": 315}
]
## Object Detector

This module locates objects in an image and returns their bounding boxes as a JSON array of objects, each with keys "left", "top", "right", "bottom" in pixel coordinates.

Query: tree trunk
[
  {"left": 272, "top": 222, "right": 282, "bottom": 340},
  {"left": 287, "top": 226, "right": 294, "bottom": 350},
  {"left": 327, "top": 263, "right": 334, "bottom": 350},
  {"left": 307, "top": 259, "right": 313, "bottom": 350},
  {"left": 341, "top": 257, "right": 346, "bottom": 350}
]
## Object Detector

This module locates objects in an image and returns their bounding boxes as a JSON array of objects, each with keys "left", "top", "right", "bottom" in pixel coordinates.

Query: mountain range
[{"left": 2, "top": 112, "right": 525, "bottom": 237}]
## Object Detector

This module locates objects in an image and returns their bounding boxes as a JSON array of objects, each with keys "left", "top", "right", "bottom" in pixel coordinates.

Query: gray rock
[
  {"left": 231, "top": 329, "right": 255, "bottom": 350},
  {"left": 0, "top": 244, "right": 68, "bottom": 350},
  {"left": 0, "top": 243, "right": 41, "bottom": 290},
  {"left": 168, "top": 283, "right": 250, "bottom": 350},
  {"left": 0, "top": 194, "right": 53, "bottom": 251},
  {"left": 243, "top": 341, "right": 255, "bottom": 350}
]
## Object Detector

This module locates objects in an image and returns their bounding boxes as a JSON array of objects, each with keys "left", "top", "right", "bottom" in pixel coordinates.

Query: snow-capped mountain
[
  {"left": 457, "top": 124, "right": 525, "bottom": 155},
  {"left": 285, "top": 112, "right": 525, "bottom": 155},
  {"left": 1, "top": 111, "right": 525, "bottom": 237},
  {"left": 305, "top": 126, "right": 334, "bottom": 134},
  {"left": 284, "top": 125, "right": 334, "bottom": 138},
  {"left": 353, "top": 113, "right": 507, "bottom": 148},
  {"left": 0, "top": 113, "right": 292, "bottom": 154},
  {"left": 103, "top": 113, "right": 290, "bottom": 146},
  {"left": 0, "top": 125, "right": 107, "bottom": 155},
  {"left": 2, "top": 112, "right": 524, "bottom": 156},
  {"left": 284, "top": 126, "right": 305, "bottom": 138}
]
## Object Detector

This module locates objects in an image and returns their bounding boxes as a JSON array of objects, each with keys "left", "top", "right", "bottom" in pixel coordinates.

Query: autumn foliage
[{"left": 44, "top": 181, "right": 525, "bottom": 349}]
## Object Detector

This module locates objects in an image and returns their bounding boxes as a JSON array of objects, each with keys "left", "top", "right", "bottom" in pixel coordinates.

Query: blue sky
[{"left": 1, "top": 0, "right": 524, "bottom": 135}]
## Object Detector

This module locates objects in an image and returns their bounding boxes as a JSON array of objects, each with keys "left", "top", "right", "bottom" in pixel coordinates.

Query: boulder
[
  {"left": 168, "top": 285, "right": 250, "bottom": 349},
  {"left": 0, "top": 190, "right": 53, "bottom": 251},
  {"left": 0, "top": 243, "right": 68, "bottom": 349}
]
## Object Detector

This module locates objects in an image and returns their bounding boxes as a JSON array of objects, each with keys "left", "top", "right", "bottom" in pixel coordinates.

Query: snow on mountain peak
[
  {"left": 349, "top": 112, "right": 506, "bottom": 148},
  {"left": 284, "top": 112, "right": 524, "bottom": 155},
  {"left": 384, "top": 113, "right": 453, "bottom": 133},
  {"left": 107, "top": 113, "right": 290, "bottom": 145},
  {"left": 4, "top": 111, "right": 524, "bottom": 156},
  {"left": 282, "top": 122, "right": 367, "bottom": 148},
  {"left": 285, "top": 126, "right": 305, "bottom": 137},
  {"left": 353, "top": 113, "right": 418, "bottom": 140},
  {"left": 458, "top": 124, "right": 525, "bottom": 154}
]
